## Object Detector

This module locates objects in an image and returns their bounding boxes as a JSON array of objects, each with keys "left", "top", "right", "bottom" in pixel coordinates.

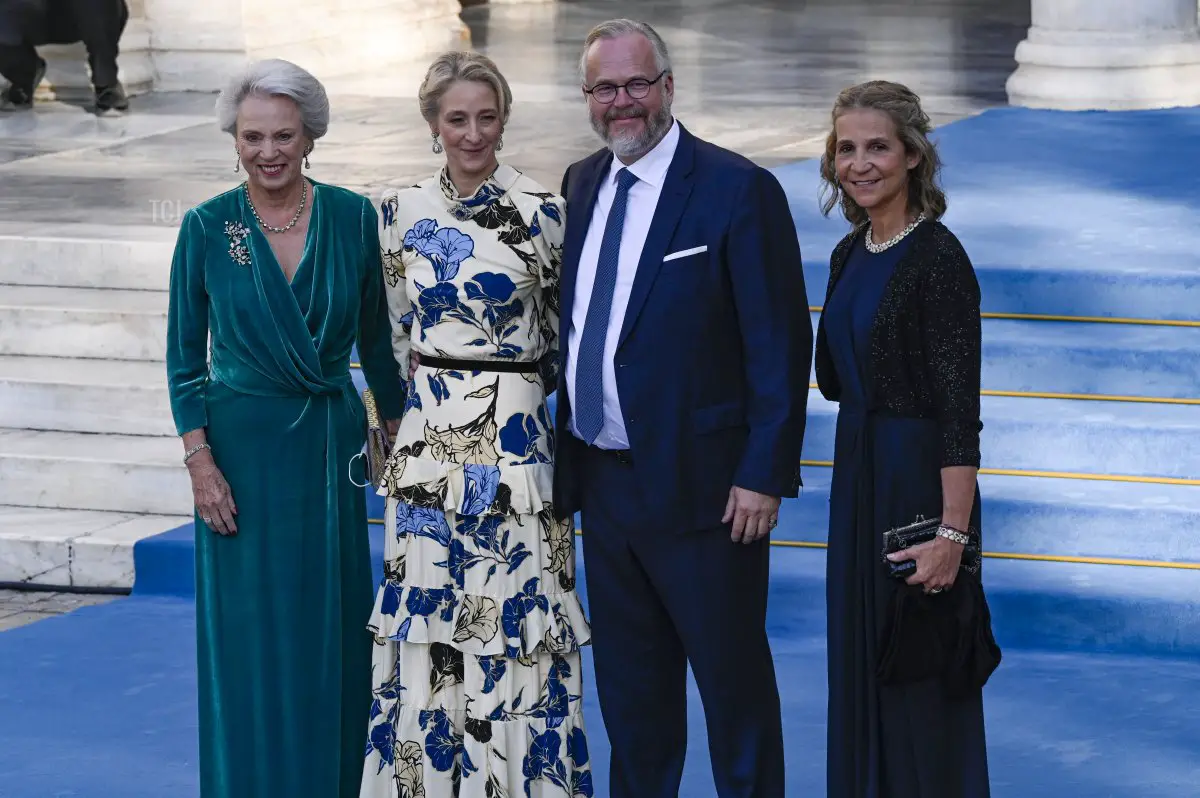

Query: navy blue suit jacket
[{"left": 553, "top": 124, "right": 813, "bottom": 530}]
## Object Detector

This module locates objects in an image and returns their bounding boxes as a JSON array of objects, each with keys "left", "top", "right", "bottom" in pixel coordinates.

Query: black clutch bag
[{"left": 882, "top": 516, "right": 980, "bottom": 580}]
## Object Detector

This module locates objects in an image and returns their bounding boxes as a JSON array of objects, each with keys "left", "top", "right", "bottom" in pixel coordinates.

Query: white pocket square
[{"left": 663, "top": 245, "right": 707, "bottom": 262}]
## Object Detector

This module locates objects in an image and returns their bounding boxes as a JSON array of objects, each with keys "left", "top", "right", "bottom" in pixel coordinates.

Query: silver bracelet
[
  {"left": 183, "top": 442, "right": 211, "bottom": 464},
  {"left": 936, "top": 525, "right": 970, "bottom": 546}
]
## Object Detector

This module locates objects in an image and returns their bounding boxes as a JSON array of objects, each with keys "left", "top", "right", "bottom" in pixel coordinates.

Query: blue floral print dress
[{"left": 360, "top": 165, "right": 594, "bottom": 798}]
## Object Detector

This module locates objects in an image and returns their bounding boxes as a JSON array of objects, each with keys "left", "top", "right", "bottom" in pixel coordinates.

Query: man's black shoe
[
  {"left": 0, "top": 85, "right": 34, "bottom": 111},
  {"left": 0, "top": 58, "right": 46, "bottom": 112},
  {"left": 95, "top": 83, "right": 130, "bottom": 113}
]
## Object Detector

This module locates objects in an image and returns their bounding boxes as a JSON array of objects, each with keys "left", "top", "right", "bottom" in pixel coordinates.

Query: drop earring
[
  {"left": 234, "top": 150, "right": 240, "bottom": 173},
  {"left": 496, "top": 136, "right": 504, "bottom": 152},
  {"left": 431, "top": 132, "right": 443, "bottom": 154},
  {"left": 304, "top": 149, "right": 311, "bottom": 170}
]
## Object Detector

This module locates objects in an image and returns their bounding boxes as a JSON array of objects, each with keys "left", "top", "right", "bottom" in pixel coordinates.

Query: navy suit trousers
[{"left": 579, "top": 444, "right": 786, "bottom": 798}]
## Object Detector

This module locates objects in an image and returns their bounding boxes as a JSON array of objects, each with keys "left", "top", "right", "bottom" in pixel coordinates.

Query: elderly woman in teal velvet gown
[{"left": 165, "top": 58, "right": 405, "bottom": 798}]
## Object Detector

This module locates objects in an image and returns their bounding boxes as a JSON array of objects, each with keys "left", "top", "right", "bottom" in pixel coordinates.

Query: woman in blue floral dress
[{"left": 359, "top": 52, "right": 593, "bottom": 798}]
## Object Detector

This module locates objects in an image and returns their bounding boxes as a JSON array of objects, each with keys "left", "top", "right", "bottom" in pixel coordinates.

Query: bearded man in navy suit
[{"left": 552, "top": 18, "right": 813, "bottom": 798}]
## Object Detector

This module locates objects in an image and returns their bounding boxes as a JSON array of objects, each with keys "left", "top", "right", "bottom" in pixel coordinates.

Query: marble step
[
  {"left": 0, "top": 229, "right": 174, "bottom": 291},
  {"left": 0, "top": 506, "right": 188, "bottom": 589},
  {"left": 755, "top": 547, "right": 1200, "bottom": 660},
  {"left": 794, "top": 241, "right": 1200, "bottom": 323},
  {"left": 541, "top": 389, "right": 1200, "bottom": 482},
  {"left": 766, "top": 469, "right": 1200, "bottom": 564},
  {"left": 800, "top": 393, "right": 1200, "bottom": 480},
  {"left": 975, "top": 319, "right": 1200, "bottom": 400},
  {"left": 363, "top": 452, "right": 1200, "bottom": 565},
  {"left": 776, "top": 109, "right": 1200, "bottom": 322},
  {"left": 0, "top": 285, "right": 168, "bottom": 361},
  {"left": 804, "top": 311, "right": 1200, "bottom": 400},
  {"left": 0, "top": 429, "right": 191, "bottom": 515},
  {"left": 0, "top": 356, "right": 174, "bottom": 436},
  {"left": 138, "top": 512, "right": 1200, "bottom": 660}
]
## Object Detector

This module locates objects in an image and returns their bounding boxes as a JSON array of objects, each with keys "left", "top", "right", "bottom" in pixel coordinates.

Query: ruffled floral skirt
[{"left": 360, "top": 367, "right": 593, "bottom": 798}]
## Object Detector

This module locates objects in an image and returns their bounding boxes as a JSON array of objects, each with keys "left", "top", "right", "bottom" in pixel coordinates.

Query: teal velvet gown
[{"left": 165, "top": 180, "right": 405, "bottom": 798}]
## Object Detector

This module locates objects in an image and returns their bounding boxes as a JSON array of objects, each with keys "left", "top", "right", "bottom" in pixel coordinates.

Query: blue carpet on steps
[
  {"left": 800, "top": 390, "right": 1200, "bottom": 480},
  {"left": 967, "top": 318, "right": 1200, "bottom": 399},
  {"left": 775, "top": 470, "right": 1200, "bottom": 563},
  {"left": 776, "top": 106, "right": 1200, "bottom": 321},
  {"left": 132, "top": 519, "right": 1200, "bottom": 659},
  {"left": 796, "top": 311, "right": 1200, "bottom": 400},
  {"left": 2, "top": 547, "right": 1199, "bottom": 798}
]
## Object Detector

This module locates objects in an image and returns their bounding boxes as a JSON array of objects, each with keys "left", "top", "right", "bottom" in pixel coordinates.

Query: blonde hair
[
  {"left": 819, "top": 80, "right": 947, "bottom": 228},
  {"left": 418, "top": 51, "right": 513, "bottom": 125}
]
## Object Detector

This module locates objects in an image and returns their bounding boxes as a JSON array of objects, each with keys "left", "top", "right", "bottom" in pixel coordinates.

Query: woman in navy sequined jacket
[{"left": 814, "top": 80, "right": 999, "bottom": 798}]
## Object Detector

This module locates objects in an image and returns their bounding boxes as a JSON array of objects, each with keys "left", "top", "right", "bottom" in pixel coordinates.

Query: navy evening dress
[{"left": 822, "top": 234, "right": 991, "bottom": 798}]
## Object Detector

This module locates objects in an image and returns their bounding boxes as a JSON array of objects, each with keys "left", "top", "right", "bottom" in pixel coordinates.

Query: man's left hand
[{"left": 722, "top": 486, "right": 781, "bottom": 544}]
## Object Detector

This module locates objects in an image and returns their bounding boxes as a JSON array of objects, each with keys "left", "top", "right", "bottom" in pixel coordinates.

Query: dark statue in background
[{"left": 0, "top": 0, "right": 130, "bottom": 112}]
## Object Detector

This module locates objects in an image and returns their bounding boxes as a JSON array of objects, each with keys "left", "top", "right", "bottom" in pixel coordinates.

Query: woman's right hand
[{"left": 188, "top": 453, "right": 238, "bottom": 535}]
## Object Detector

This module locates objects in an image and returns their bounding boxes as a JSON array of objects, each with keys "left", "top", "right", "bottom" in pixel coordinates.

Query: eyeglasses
[{"left": 584, "top": 71, "right": 668, "bottom": 104}]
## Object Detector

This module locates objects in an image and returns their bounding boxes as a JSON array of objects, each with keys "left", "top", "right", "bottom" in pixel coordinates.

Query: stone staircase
[
  {"left": 769, "top": 106, "right": 1200, "bottom": 659},
  {"left": 0, "top": 232, "right": 190, "bottom": 590}
]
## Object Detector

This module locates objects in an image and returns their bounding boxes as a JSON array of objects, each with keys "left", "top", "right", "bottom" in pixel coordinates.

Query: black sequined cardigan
[{"left": 814, "top": 220, "right": 983, "bottom": 468}]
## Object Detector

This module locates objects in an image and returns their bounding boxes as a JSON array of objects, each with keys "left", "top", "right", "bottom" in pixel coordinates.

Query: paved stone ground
[
  {"left": 0, "top": 0, "right": 1031, "bottom": 631},
  {"left": 0, "top": 589, "right": 119, "bottom": 631},
  {"left": 0, "top": 0, "right": 1029, "bottom": 236}
]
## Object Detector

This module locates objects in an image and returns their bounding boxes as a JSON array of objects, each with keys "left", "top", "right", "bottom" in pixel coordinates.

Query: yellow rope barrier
[
  {"left": 770, "top": 540, "right": 1200, "bottom": 571},
  {"left": 352, "top": 367, "right": 1199, "bottom": 406},
  {"left": 796, "top": 460, "right": 1200, "bottom": 487},
  {"left": 363, "top": 521, "right": 1200, "bottom": 570},
  {"left": 807, "top": 306, "right": 1200, "bottom": 327},
  {"left": 979, "top": 389, "right": 1200, "bottom": 406}
]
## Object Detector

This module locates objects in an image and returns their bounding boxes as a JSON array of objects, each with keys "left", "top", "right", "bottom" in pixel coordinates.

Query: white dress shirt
[{"left": 566, "top": 118, "right": 681, "bottom": 449}]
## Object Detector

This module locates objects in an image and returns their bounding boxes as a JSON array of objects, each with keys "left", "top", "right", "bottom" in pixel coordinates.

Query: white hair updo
[{"left": 215, "top": 58, "right": 331, "bottom": 140}]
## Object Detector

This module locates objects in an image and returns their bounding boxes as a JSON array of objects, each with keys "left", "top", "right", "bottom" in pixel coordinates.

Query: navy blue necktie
[{"left": 575, "top": 167, "right": 638, "bottom": 445}]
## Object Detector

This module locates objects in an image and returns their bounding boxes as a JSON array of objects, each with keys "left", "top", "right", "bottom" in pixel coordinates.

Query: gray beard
[{"left": 593, "top": 102, "right": 674, "bottom": 160}]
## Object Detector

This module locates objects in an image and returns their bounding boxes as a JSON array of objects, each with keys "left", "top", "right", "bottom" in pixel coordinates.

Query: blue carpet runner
[{"left": 3, "top": 106, "right": 1199, "bottom": 797}]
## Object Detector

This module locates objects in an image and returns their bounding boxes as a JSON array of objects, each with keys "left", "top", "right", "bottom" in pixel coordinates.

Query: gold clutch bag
[{"left": 361, "top": 388, "right": 390, "bottom": 489}]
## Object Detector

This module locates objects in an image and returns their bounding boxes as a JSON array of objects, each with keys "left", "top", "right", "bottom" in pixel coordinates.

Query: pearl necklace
[
  {"left": 865, "top": 212, "right": 926, "bottom": 253},
  {"left": 244, "top": 180, "right": 307, "bottom": 234}
]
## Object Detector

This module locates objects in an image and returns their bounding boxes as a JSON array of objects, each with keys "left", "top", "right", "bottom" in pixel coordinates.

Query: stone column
[
  {"left": 1007, "top": 0, "right": 1200, "bottom": 110},
  {"left": 36, "top": 0, "right": 156, "bottom": 100},
  {"left": 143, "top": 0, "right": 470, "bottom": 93}
]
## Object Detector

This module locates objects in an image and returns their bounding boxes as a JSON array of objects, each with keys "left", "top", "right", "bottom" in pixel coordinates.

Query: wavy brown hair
[{"left": 819, "top": 80, "right": 946, "bottom": 228}]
